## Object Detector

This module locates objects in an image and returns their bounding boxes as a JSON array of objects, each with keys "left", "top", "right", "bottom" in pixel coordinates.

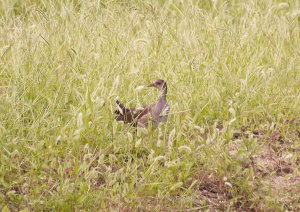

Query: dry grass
[{"left": 1, "top": 0, "right": 300, "bottom": 211}]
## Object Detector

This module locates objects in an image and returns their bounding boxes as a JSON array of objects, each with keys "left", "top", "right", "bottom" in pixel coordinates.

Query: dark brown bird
[{"left": 114, "top": 79, "right": 170, "bottom": 129}]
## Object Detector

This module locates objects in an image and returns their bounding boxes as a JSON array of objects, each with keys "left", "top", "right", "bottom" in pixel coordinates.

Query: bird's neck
[
  {"left": 158, "top": 94, "right": 167, "bottom": 103},
  {"left": 153, "top": 92, "right": 168, "bottom": 117},
  {"left": 159, "top": 87, "right": 167, "bottom": 96}
]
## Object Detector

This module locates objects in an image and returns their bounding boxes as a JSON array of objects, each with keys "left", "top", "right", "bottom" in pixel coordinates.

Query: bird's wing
[
  {"left": 137, "top": 113, "right": 150, "bottom": 128},
  {"left": 114, "top": 103, "right": 154, "bottom": 125},
  {"left": 137, "top": 104, "right": 156, "bottom": 128}
]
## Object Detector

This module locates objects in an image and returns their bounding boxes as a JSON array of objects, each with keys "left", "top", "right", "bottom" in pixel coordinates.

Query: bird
[{"left": 114, "top": 79, "right": 170, "bottom": 130}]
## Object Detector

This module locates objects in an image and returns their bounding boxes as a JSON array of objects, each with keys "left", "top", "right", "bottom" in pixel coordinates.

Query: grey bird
[{"left": 114, "top": 79, "right": 170, "bottom": 129}]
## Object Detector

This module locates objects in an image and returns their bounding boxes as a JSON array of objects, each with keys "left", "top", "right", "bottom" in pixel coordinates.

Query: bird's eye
[{"left": 157, "top": 82, "right": 161, "bottom": 85}]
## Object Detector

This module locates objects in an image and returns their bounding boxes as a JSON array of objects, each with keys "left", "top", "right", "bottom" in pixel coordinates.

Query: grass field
[{"left": 1, "top": 0, "right": 300, "bottom": 211}]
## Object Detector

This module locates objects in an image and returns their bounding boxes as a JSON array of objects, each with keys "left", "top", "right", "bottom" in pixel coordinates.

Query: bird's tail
[
  {"left": 115, "top": 100, "right": 131, "bottom": 116},
  {"left": 114, "top": 100, "right": 127, "bottom": 115}
]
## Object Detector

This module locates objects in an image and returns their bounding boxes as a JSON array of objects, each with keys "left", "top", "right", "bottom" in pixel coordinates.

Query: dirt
[{"left": 191, "top": 121, "right": 300, "bottom": 211}]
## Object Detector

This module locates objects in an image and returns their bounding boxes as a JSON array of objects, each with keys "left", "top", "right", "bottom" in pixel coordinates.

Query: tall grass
[{"left": 1, "top": 0, "right": 300, "bottom": 211}]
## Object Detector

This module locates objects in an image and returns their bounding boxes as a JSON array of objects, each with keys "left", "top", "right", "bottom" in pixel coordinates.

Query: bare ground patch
[{"left": 189, "top": 121, "right": 300, "bottom": 211}]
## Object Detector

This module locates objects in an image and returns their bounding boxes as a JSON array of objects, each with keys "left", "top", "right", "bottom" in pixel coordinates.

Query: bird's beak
[{"left": 147, "top": 82, "right": 155, "bottom": 87}]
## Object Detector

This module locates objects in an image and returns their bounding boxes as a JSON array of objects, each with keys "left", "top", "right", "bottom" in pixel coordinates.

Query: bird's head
[{"left": 147, "top": 79, "right": 167, "bottom": 94}]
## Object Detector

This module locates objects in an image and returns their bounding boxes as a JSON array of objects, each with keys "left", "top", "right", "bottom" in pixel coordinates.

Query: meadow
[{"left": 1, "top": 0, "right": 300, "bottom": 211}]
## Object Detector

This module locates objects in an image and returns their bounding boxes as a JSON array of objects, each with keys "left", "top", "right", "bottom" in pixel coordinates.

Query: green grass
[{"left": 1, "top": 0, "right": 300, "bottom": 211}]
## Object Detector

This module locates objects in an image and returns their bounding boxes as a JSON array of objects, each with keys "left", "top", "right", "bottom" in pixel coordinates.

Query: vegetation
[{"left": 1, "top": 0, "right": 300, "bottom": 211}]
